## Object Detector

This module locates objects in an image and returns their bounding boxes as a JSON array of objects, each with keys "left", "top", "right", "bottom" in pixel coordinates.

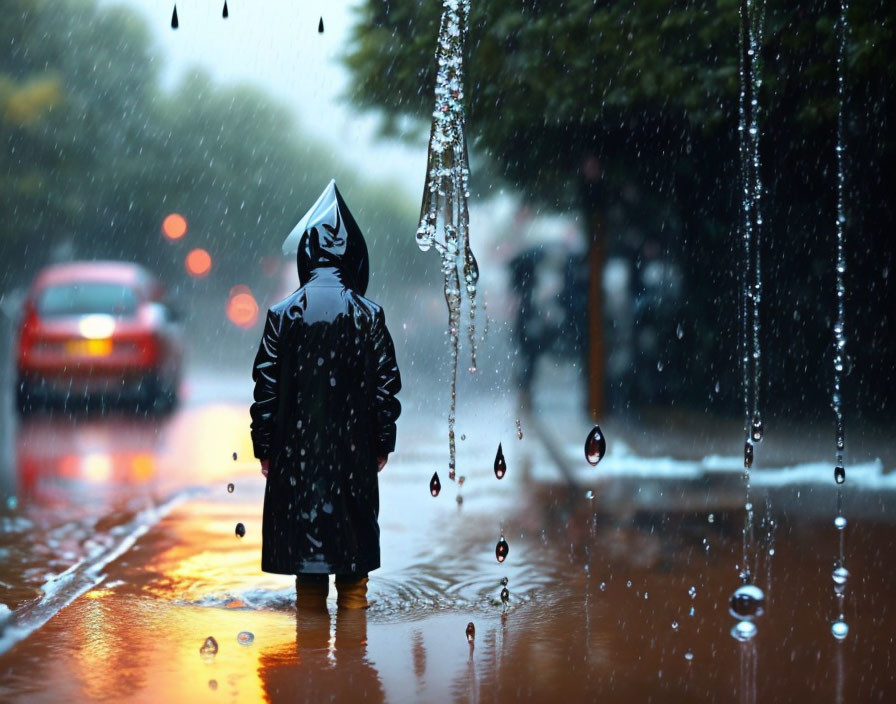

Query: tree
[{"left": 345, "top": 0, "right": 896, "bottom": 417}]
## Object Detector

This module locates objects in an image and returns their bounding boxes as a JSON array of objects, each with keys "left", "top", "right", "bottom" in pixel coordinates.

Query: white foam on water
[{"left": 556, "top": 446, "right": 891, "bottom": 490}]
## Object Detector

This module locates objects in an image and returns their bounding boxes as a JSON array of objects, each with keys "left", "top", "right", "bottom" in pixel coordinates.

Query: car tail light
[
  {"left": 137, "top": 334, "right": 160, "bottom": 365},
  {"left": 17, "top": 302, "right": 40, "bottom": 364}
]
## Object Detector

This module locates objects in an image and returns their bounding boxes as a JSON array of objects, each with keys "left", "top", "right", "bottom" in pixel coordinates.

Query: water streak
[
  {"left": 416, "top": 0, "right": 479, "bottom": 480},
  {"left": 737, "top": 0, "right": 766, "bottom": 590},
  {"left": 831, "top": 0, "right": 851, "bottom": 641}
]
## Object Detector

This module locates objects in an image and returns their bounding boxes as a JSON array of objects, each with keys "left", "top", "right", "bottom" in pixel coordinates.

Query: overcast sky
[{"left": 101, "top": 0, "right": 426, "bottom": 196}]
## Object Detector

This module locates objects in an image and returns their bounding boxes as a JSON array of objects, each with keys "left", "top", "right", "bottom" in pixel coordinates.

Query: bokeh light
[
  {"left": 161, "top": 213, "right": 188, "bottom": 240},
  {"left": 185, "top": 248, "right": 212, "bottom": 278},
  {"left": 227, "top": 290, "right": 259, "bottom": 329}
]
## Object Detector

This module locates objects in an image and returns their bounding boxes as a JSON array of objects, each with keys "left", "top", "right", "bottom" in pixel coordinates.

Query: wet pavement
[{"left": 1, "top": 365, "right": 895, "bottom": 702}]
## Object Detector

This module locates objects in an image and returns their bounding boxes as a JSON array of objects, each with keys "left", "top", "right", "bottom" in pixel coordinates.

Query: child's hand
[
  {"left": 377, "top": 456, "right": 387, "bottom": 472},
  {"left": 260, "top": 458, "right": 270, "bottom": 478}
]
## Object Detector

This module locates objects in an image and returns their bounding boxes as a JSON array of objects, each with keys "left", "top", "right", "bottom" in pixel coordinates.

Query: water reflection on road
[{"left": 1, "top": 382, "right": 896, "bottom": 702}]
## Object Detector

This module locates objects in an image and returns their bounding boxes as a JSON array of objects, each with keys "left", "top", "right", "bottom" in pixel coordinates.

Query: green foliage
[
  {"left": 0, "top": 0, "right": 420, "bottom": 303},
  {"left": 346, "top": 0, "right": 896, "bottom": 415}
]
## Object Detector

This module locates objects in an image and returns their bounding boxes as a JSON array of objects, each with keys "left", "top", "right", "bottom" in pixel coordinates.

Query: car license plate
[{"left": 66, "top": 338, "right": 113, "bottom": 356}]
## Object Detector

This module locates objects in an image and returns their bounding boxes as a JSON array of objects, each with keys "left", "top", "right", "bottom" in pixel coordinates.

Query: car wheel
[{"left": 139, "top": 375, "right": 177, "bottom": 415}]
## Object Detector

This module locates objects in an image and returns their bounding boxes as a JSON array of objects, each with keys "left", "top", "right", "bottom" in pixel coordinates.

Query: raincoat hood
[{"left": 282, "top": 180, "right": 369, "bottom": 295}]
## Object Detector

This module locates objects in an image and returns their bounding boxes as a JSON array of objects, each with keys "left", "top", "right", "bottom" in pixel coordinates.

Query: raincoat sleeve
[
  {"left": 250, "top": 309, "right": 282, "bottom": 460},
  {"left": 370, "top": 308, "right": 402, "bottom": 456}
]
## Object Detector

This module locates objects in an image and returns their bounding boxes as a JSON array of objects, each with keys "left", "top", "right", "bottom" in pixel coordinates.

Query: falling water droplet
[
  {"left": 730, "top": 620, "right": 758, "bottom": 642},
  {"left": 834, "top": 465, "right": 846, "bottom": 484},
  {"left": 500, "top": 577, "right": 508, "bottom": 586},
  {"left": 456, "top": 494, "right": 463, "bottom": 505},
  {"left": 430, "top": 472, "right": 441, "bottom": 497},
  {"left": 318, "top": 17, "right": 324, "bottom": 33},
  {"left": 222, "top": 1, "right": 228, "bottom": 18},
  {"left": 834, "top": 515, "right": 847, "bottom": 530},
  {"left": 460, "top": 434, "right": 466, "bottom": 441},
  {"left": 751, "top": 417, "right": 763, "bottom": 442},
  {"left": 585, "top": 490, "right": 594, "bottom": 500},
  {"left": 232, "top": 452, "right": 237, "bottom": 461},
  {"left": 465, "top": 622, "right": 475, "bottom": 641},
  {"left": 671, "top": 621, "right": 679, "bottom": 631},
  {"left": 516, "top": 419, "right": 523, "bottom": 439},
  {"left": 500, "top": 587, "right": 509, "bottom": 603},
  {"left": 171, "top": 4, "right": 179, "bottom": 29},
  {"left": 688, "top": 586, "right": 697, "bottom": 599},
  {"left": 831, "top": 620, "right": 849, "bottom": 641},
  {"left": 237, "top": 631, "right": 254, "bottom": 646},
  {"left": 457, "top": 476, "right": 465, "bottom": 487},
  {"left": 684, "top": 651, "right": 694, "bottom": 662},
  {"left": 676, "top": 324, "right": 684, "bottom": 339},
  {"left": 584, "top": 426, "right": 607, "bottom": 466},
  {"left": 200, "top": 636, "right": 218, "bottom": 656},
  {"left": 493, "top": 443, "right": 507, "bottom": 479},
  {"left": 235, "top": 523, "right": 246, "bottom": 538},
  {"left": 729, "top": 584, "right": 765, "bottom": 620},
  {"left": 227, "top": 483, "right": 235, "bottom": 494},
  {"left": 495, "top": 535, "right": 509, "bottom": 563},
  {"left": 744, "top": 441, "right": 754, "bottom": 468},
  {"left": 831, "top": 566, "right": 850, "bottom": 586}
]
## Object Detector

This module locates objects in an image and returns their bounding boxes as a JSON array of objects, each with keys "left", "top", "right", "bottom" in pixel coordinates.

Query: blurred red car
[{"left": 16, "top": 261, "right": 184, "bottom": 414}]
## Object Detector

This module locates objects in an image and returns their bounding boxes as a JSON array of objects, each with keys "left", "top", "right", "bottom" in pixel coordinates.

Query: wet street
[{"left": 1, "top": 366, "right": 895, "bottom": 703}]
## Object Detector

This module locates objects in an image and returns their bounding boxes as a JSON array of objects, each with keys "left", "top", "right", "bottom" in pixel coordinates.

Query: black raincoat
[{"left": 250, "top": 182, "right": 401, "bottom": 576}]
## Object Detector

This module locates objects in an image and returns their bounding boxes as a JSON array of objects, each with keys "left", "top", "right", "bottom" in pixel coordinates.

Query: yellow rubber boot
[
  {"left": 335, "top": 576, "right": 369, "bottom": 610},
  {"left": 295, "top": 574, "right": 329, "bottom": 611}
]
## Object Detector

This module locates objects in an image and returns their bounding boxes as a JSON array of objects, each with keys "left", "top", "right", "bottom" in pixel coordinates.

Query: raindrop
[
  {"left": 237, "top": 631, "right": 254, "bottom": 646},
  {"left": 500, "top": 587, "right": 509, "bottom": 603},
  {"left": 585, "top": 490, "right": 594, "bottom": 500},
  {"left": 584, "top": 425, "right": 607, "bottom": 466},
  {"left": 831, "top": 620, "right": 849, "bottom": 641},
  {"left": 834, "top": 516, "right": 847, "bottom": 530},
  {"left": 460, "top": 434, "right": 466, "bottom": 441},
  {"left": 671, "top": 621, "right": 679, "bottom": 631},
  {"left": 457, "top": 476, "right": 466, "bottom": 487},
  {"left": 688, "top": 586, "right": 697, "bottom": 599},
  {"left": 200, "top": 636, "right": 218, "bottom": 656},
  {"left": 730, "top": 620, "right": 758, "bottom": 642},
  {"left": 456, "top": 495, "right": 463, "bottom": 505},
  {"left": 465, "top": 622, "right": 475, "bottom": 642},
  {"left": 516, "top": 419, "right": 523, "bottom": 440},
  {"left": 744, "top": 441, "right": 754, "bottom": 468},
  {"left": 171, "top": 4, "right": 179, "bottom": 29},
  {"left": 495, "top": 535, "right": 509, "bottom": 563},
  {"left": 834, "top": 465, "right": 845, "bottom": 485},
  {"left": 751, "top": 417, "right": 763, "bottom": 442},
  {"left": 500, "top": 577, "right": 508, "bottom": 586},
  {"left": 599, "top": 582, "right": 606, "bottom": 591},
  {"left": 318, "top": 17, "right": 324, "bottom": 33},
  {"left": 6, "top": 496, "right": 17, "bottom": 511},
  {"left": 235, "top": 523, "right": 246, "bottom": 538},
  {"left": 227, "top": 483, "right": 235, "bottom": 494},
  {"left": 430, "top": 472, "right": 441, "bottom": 497},
  {"left": 493, "top": 443, "right": 507, "bottom": 479},
  {"left": 676, "top": 324, "right": 684, "bottom": 339},
  {"left": 707, "top": 513, "right": 715, "bottom": 523},
  {"left": 729, "top": 584, "right": 765, "bottom": 620},
  {"left": 831, "top": 566, "right": 850, "bottom": 586},
  {"left": 222, "top": 1, "right": 228, "bottom": 18},
  {"left": 684, "top": 651, "right": 694, "bottom": 662},
  {"left": 232, "top": 452, "right": 237, "bottom": 461}
]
